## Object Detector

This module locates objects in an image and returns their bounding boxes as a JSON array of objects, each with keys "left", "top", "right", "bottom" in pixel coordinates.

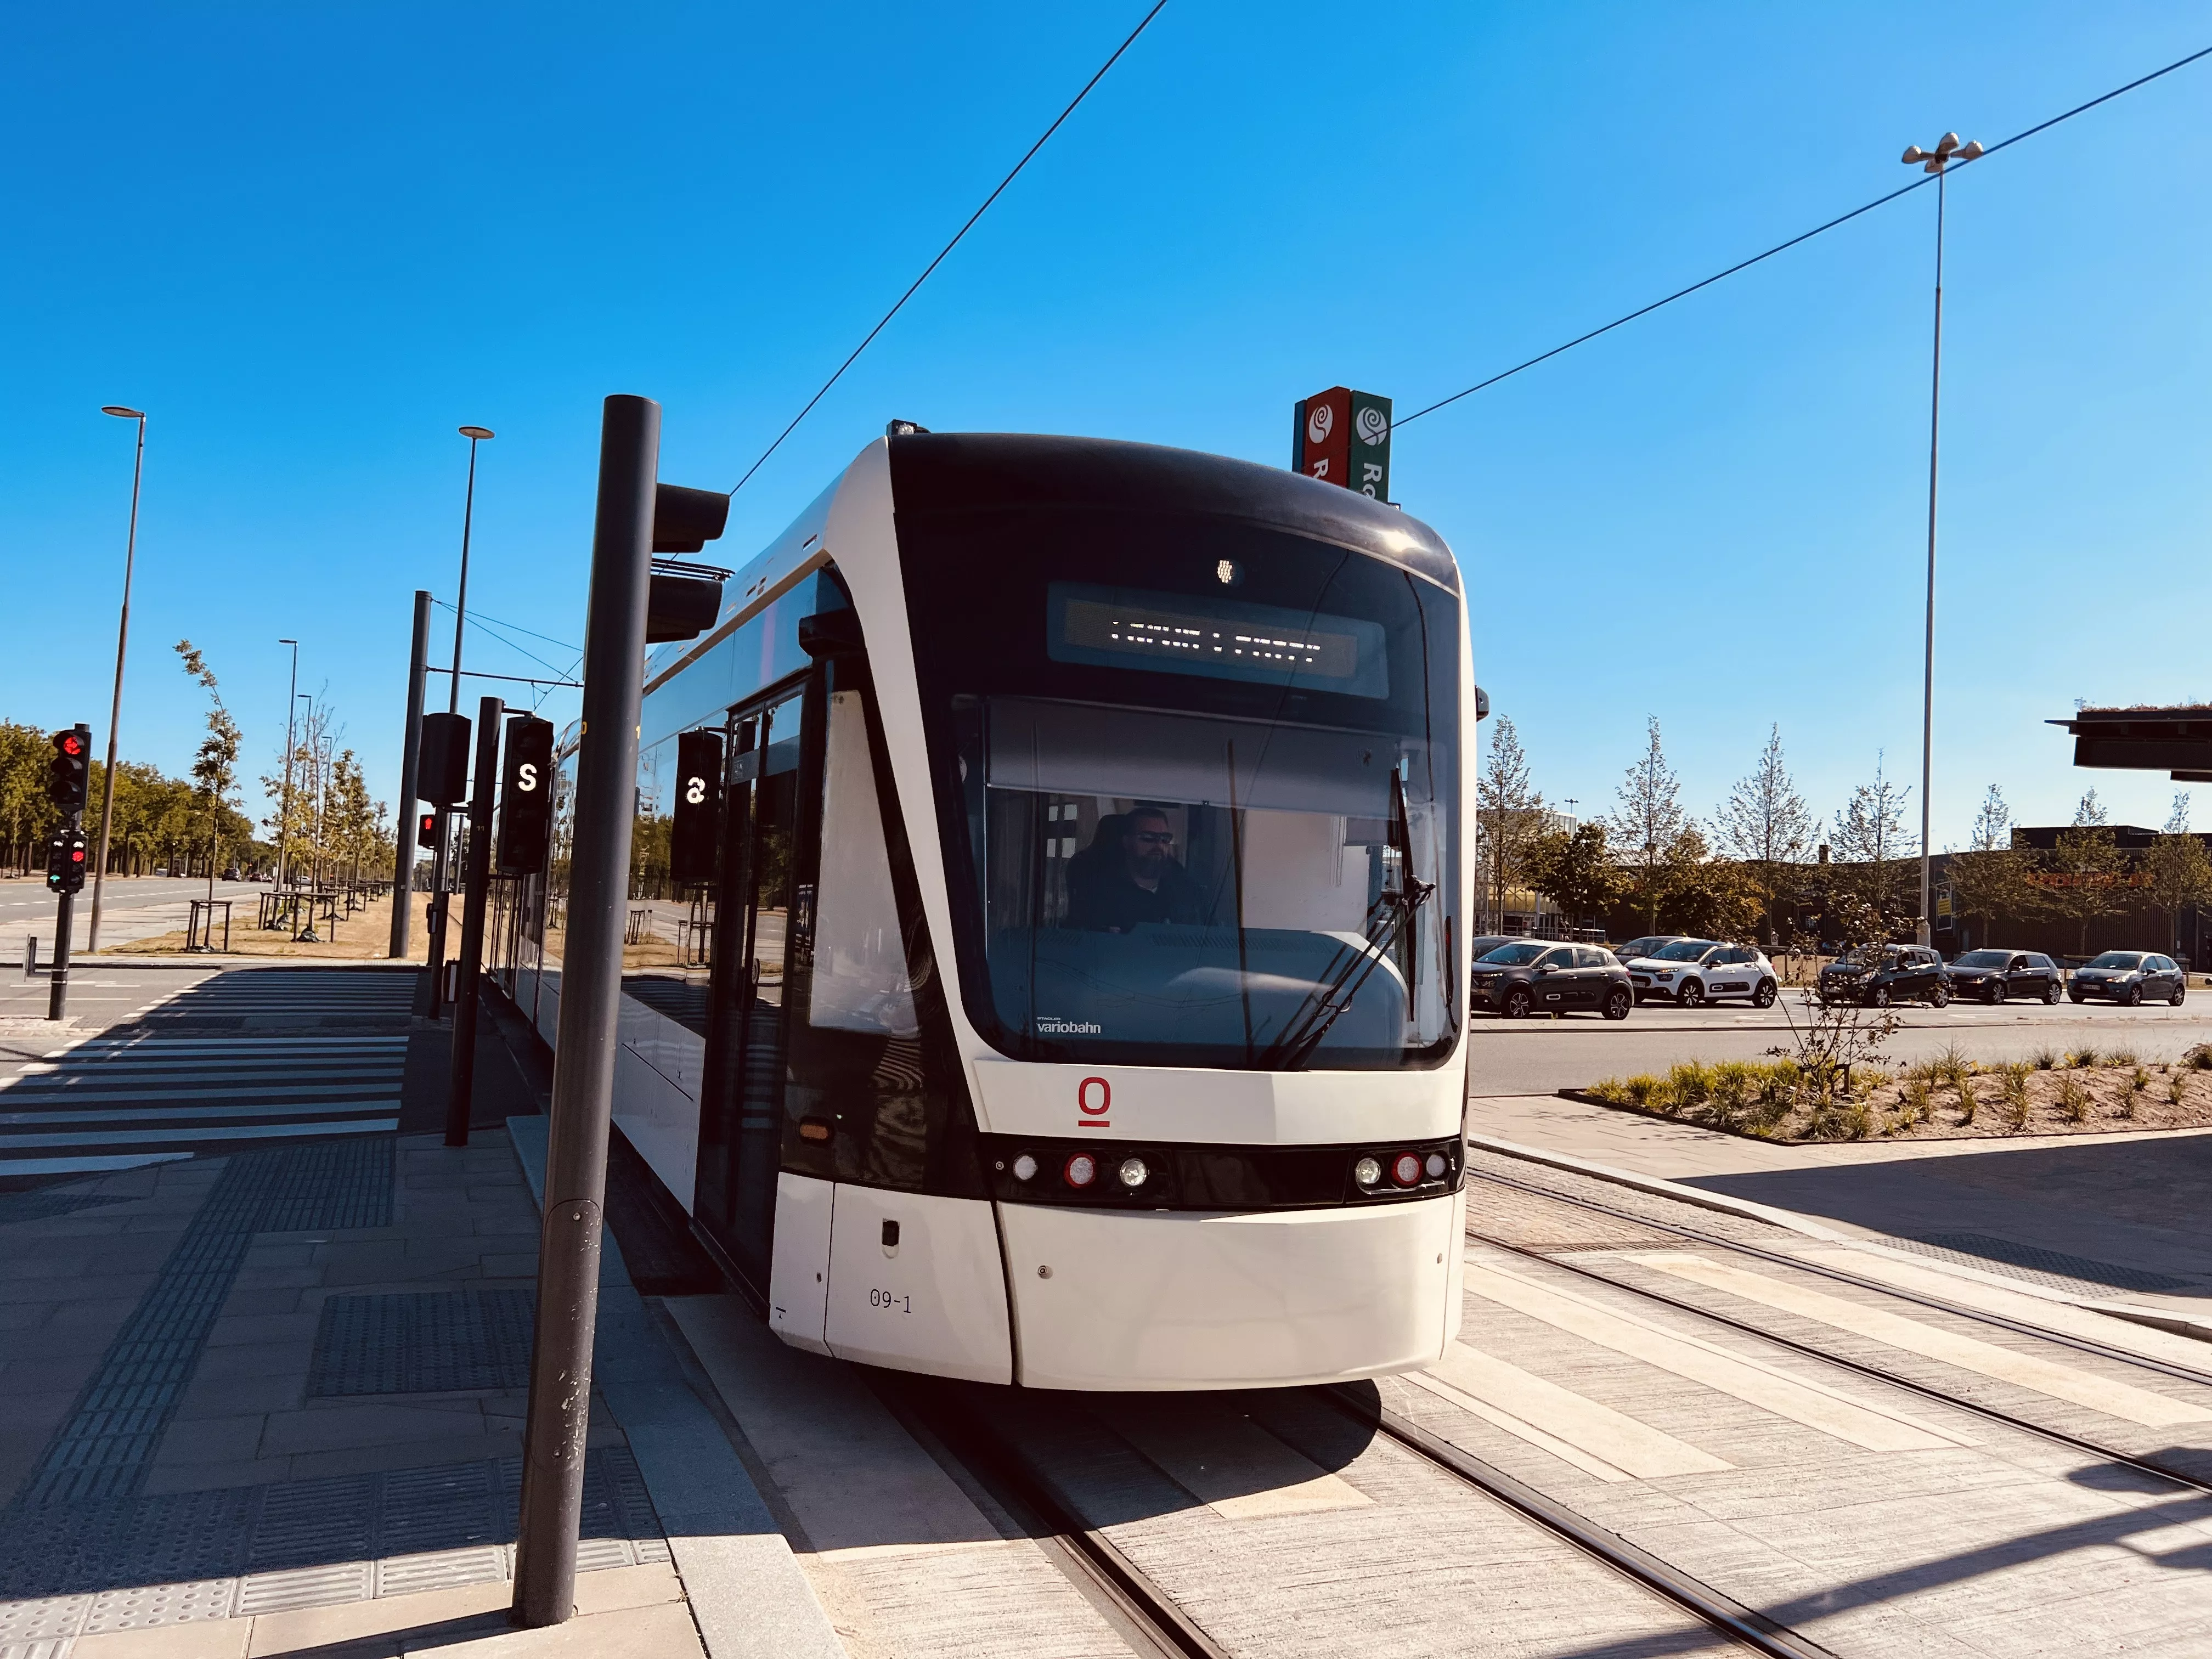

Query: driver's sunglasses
[{"left": 1131, "top": 831, "right": 1175, "bottom": 847}]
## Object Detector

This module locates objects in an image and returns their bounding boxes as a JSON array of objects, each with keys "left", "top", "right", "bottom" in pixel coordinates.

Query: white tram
[{"left": 511, "top": 432, "right": 1472, "bottom": 1390}]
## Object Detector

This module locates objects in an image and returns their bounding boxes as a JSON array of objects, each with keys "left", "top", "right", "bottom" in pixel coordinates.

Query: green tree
[
  {"left": 1607, "top": 716, "right": 1687, "bottom": 931},
  {"left": 1522, "top": 821, "right": 1624, "bottom": 926},
  {"left": 177, "top": 641, "right": 243, "bottom": 895},
  {"left": 2144, "top": 792, "right": 2212, "bottom": 960},
  {"left": 1476, "top": 714, "right": 1544, "bottom": 931},
  {"left": 1715, "top": 724, "right": 1814, "bottom": 946},
  {"left": 1830, "top": 755, "right": 1916, "bottom": 932},
  {"left": 2040, "top": 790, "right": 2125, "bottom": 956},
  {"left": 1946, "top": 785, "right": 2036, "bottom": 947}
]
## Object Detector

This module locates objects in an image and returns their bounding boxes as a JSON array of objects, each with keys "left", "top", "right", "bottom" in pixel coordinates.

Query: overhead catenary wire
[
  {"left": 727, "top": 0, "right": 1172, "bottom": 498},
  {"left": 1395, "top": 41, "right": 2212, "bottom": 431}
]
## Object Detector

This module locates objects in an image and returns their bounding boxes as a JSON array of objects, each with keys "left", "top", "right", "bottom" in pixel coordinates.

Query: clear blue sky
[{"left": 5, "top": 3, "right": 2207, "bottom": 848}]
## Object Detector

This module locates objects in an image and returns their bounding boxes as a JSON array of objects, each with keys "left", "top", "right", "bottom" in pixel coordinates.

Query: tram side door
[{"left": 694, "top": 681, "right": 815, "bottom": 1291}]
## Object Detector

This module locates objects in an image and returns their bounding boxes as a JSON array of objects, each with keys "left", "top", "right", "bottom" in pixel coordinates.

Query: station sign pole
[
  {"left": 511, "top": 395, "right": 659, "bottom": 1629},
  {"left": 391, "top": 590, "right": 432, "bottom": 958},
  {"left": 444, "top": 694, "right": 505, "bottom": 1147}
]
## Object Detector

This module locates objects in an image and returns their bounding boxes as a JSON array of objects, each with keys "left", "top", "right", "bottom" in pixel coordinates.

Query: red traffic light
[
  {"left": 70, "top": 848, "right": 84, "bottom": 863},
  {"left": 59, "top": 733, "right": 83, "bottom": 757}
]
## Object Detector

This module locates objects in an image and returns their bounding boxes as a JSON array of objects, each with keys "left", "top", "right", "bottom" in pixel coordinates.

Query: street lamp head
[
  {"left": 458, "top": 426, "right": 494, "bottom": 441},
  {"left": 101, "top": 405, "right": 144, "bottom": 419},
  {"left": 1936, "top": 132, "right": 1961, "bottom": 155},
  {"left": 1957, "top": 139, "right": 1984, "bottom": 161},
  {"left": 1901, "top": 145, "right": 1928, "bottom": 165}
]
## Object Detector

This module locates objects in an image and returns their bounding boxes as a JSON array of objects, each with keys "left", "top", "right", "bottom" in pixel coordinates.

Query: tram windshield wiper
[{"left": 1258, "top": 768, "right": 1434, "bottom": 1069}]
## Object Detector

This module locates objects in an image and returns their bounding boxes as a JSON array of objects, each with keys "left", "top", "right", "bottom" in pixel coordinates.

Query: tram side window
[{"left": 786, "top": 689, "right": 941, "bottom": 1190}]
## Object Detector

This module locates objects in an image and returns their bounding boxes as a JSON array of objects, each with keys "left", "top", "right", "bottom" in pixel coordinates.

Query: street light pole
[
  {"left": 1901, "top": 131, "right": 1981, "bottom": 947},
  {"left": 87, "top": 406, "right": 146, "bottom": 952},
  {"left": 277, "top": 642, "right": 300, "bottom": 892}
]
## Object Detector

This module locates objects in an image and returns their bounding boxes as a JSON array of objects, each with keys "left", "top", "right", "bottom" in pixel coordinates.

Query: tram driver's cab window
[{"left": 977, "top": 697, "right": 1449, "bottom": 1067}]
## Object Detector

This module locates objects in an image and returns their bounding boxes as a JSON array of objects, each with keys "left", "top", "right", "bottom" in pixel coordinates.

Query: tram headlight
[
  {"left": 1064, "top": 1154, "right": 1098, "bottom": 1188},
  {"left": 1390, "top": 1152, "right": 1423, "bottom": 1187},
  {"left": 1425, "top": 1153, "right": 1448, "bottom": 1180},
  {"left": 1116, "top": 1156, "right": 1148, "bottom": 1188},
  {"left": 1353, "top": 1156, "right": 1383, "bottom": 1188},
  {"left": 1012, "top": 1154, "right": 1039, "bottom": 1182}
]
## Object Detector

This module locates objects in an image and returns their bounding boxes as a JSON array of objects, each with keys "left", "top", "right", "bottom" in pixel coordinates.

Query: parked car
[
  {"left": 1612, "top": 935, "right": 1688, "bottom": 967},
  {"left": 2068, "top": 950, "right": 2187, "bottom": 1007},
  {"left": 1943, "top": 949, "right": 2064, "bottom": 1005},
  {"left": 1471, "top": 940, "right": 1634, "bottom": 1021},
  {"left": 1623, "top": 939, "right": 1779, "bottom": 1008},
  {"left": 1818, "top": 944, "right": 1949, "bottom": 1007}
]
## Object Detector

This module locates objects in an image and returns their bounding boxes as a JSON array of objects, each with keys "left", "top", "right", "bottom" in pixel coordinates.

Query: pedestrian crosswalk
[{"left": 1, "top": 969, "right": 419, "bottom": 1177}]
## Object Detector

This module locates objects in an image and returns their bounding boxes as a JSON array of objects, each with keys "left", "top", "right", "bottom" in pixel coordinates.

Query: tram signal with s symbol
[{"left": 495, "top": 716, "right": 556, "bottom": 876}]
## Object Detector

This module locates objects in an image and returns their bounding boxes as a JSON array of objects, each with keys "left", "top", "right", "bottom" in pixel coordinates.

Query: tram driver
[{"left": 1066, "top": 804, "right": 1207, "bottom": 933}]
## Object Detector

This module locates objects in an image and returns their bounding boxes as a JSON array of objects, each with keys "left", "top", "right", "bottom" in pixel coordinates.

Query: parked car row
[{"left": 1470, "top": 935, "right": 2191, "bottom": 1019}]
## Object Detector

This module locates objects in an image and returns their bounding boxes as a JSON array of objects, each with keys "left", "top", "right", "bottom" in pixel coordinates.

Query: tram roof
[{"left": 886, "top": 432, "right": 1461, "bottom": 596}]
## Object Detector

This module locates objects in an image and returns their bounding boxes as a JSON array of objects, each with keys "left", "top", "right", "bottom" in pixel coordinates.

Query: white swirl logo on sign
[
  {"left": 1305, "top": 403, "right": 1333, "bottom": 445},
  {"left": 1355, "top": 405, "right": 1390, "bottom": 447}
]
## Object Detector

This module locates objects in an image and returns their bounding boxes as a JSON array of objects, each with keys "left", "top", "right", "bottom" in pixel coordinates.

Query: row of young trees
[
  {"left": 0, "top": 643, "right": 394, "bottom": 889},
  {"left": 1476, "top": 714, "right": 2212, "bottom": 949}
]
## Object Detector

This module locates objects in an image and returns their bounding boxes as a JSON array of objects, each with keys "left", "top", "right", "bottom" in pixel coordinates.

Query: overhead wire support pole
[
  {"left": 512, "top": 394, "right": 658, "bottom": 1629},
  {"left": 1920, "top": 163, "right": 1948, "bottom": 946},
  {"left": 391, "top": 590, "right": 432, "bottom": 958},
  {"left": 88, "top": 407, "right": 145, "bottom": 956},
  {"left": 726, "top": 0, "right": 1171, "bottom": 499}
]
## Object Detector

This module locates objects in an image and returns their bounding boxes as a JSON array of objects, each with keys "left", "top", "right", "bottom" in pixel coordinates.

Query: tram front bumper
[{"left": 997, "top": 1190, "right": 1464, "bottom": 1391}]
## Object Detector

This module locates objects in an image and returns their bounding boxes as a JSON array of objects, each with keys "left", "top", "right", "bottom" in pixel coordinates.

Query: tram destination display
[{"left": 1045, "top": 582, "right": 1386, "bottom": 698}]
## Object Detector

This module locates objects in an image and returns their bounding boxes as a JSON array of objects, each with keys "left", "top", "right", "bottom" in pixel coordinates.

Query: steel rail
[
  {"left": 1465, "top": 1163, "right": 2212, "bottom": 1391},
  {"left": 1461, "top": 1180, "right": 2212, "bottom": 1497},
  {"left": 869, "top": 1374, "right": 1232, "bottom": 1659},
  {"left": 1321, "top": 1387, "right": 1839, "bottom": 1659}
]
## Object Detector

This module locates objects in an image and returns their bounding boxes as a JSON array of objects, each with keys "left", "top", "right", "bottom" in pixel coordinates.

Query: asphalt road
[
  {"left": 1466, "top": 992, "right": 2212, "bottom": 1095},
  {"left": 0, "top": 876, "right": 267, "bottom": 953}
]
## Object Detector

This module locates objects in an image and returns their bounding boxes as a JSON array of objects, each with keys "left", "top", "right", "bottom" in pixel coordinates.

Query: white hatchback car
[{"left": 1625, "top": 939, "right": 1779, "bottom": 1008}]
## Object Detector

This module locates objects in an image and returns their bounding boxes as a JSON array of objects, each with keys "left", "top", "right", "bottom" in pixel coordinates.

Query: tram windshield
[{"left": 904, "top": 507, "right": 1462, "bottom": 1070}]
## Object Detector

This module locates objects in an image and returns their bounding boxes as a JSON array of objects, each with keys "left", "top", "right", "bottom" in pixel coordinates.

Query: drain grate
[
  {"left": 308, "top": 1291, "right": 534, "bottom": 1397},
  {"left": 1893, "top": 1231, "right": 2199, "bottom": 1294}
]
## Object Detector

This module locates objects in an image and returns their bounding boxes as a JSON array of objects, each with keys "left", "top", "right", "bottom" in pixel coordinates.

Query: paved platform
[{"left": 0, "top": 966, "right": 843, "bottom": 1659}]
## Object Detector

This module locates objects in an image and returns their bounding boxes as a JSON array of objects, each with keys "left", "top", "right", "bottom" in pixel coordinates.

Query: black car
[
  {"left": 2069, "top": 951, "right": 2187, "bottom": 1007},
  {"left": 1612, "top": 935, "right": 1688, "bottom": 968},
  {"left": 1471, "top": 940, "right": 1634, "bottom": 1021},
  {"left": 1818, "top": 944, "right": 1950, "bottom": 1007},
  {"left": 1943, "top": 949, "right": 2064, "bottom": 1005}
]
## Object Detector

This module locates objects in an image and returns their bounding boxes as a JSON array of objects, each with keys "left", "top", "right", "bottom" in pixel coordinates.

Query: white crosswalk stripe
[{"left": 0, "top": 970, "right": 416, "bottom": 1177}]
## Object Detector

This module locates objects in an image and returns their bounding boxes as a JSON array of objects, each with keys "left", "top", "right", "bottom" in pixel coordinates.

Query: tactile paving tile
[
  {"left": 0, "top": 1448, "right": 663, "bottom": 1633},
  {"left": 308, "top": 1290, "right": 533, "bottom": 1396},
  {"left": 0, "top": 1638, "right": 78, "bottom": 1659},
  {"left": 0, "top": 1187, "right": 128, "bottom": 1227},
  {"left": 1894, "top": 1231, "right": 2198, "bottom": 1294},
  {"left": 7, "top": 1137, "right": 397, "bottom": 1508},
  {"left": 81, "top": 1576, "right": 236, "bottom": 1633},
  {"left": 375, "top": 1547, "right": 507, "bottom": 1598},
  {"left": 0, "top": 1595, "right": 91, "bottom": 1643},
  {"left": 235, "top": 1561, "right": 374, "bottom": 1617}
]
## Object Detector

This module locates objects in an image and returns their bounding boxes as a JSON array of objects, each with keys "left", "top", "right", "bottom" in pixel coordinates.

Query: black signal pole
[
  {"left": 48, "top": 723, "right": 91, "bottom": 1023},
  {"left": 445, "top": 695, "right": 504, "bottom": 1147},
  {"left": 512, "top": 396, "right": 657, "bottom": 1628},
  {"left": 391, "top": 590, "right": 432, "bottom": 958}
]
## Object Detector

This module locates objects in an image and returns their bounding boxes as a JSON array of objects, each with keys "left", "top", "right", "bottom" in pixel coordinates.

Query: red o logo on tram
[{"left": 1077, "top": 1077, "right": 1111, "bottom": 1116}]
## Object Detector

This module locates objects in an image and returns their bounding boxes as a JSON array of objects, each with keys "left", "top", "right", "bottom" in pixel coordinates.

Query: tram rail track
[{"left": 1462, "top": 1163, "right": 2212, "bottom": 1498}]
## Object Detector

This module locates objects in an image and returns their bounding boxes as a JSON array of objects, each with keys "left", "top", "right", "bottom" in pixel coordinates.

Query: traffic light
[
  {"left": 669, "top": 729, "right": 724, "bottom": 885},
  {"left": 416, "top": 811, "right": 439, "bottom": 851},
  {"left": 47, "top": 727, "right": 89, "bottom": 814},
  {"left": 417, "top": 713, "right": 472, "bottom": 807},
  {"left": 46, "top": 829, "right": 87, "bottom": 894},
  {"left": 496, "top": 717, "right": 556, "bottom": 876}
]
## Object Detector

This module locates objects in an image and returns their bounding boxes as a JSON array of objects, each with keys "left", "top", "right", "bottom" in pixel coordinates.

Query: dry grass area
[
  {"left": 1582, "top": 1043, "right": 2212, "bottom": 1143},
  {"left": 108, "top": 924, "right": 427, "bottom": 961}
]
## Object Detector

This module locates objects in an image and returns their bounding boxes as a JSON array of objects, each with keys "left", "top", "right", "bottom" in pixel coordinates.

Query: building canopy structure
[{"left": 2050, "top": 706, "right": 2212, "bottom": 782}]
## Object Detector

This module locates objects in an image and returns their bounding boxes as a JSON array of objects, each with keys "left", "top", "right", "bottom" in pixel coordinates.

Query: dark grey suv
[{"left": 1943, "top": 949, "right": 2065, "bottom": 1005}]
